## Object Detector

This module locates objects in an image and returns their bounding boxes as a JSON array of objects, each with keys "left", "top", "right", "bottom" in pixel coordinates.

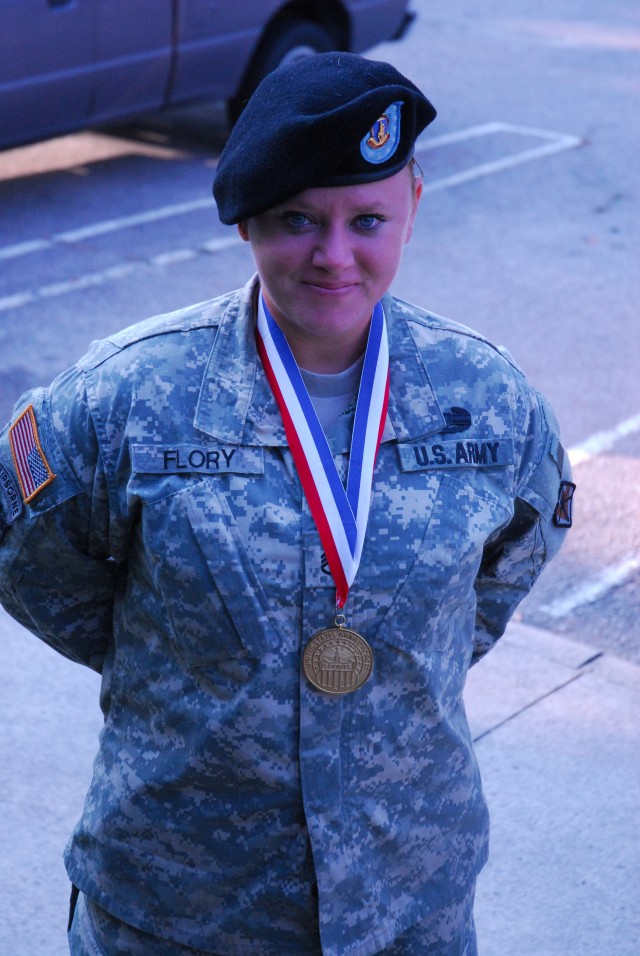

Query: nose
[{"left": 311, "top": 224, "right": 354, "bottom": 271}]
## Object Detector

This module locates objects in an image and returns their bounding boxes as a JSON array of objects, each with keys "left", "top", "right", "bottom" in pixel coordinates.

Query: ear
[
  {"left": 237, "top": 221, "right": 250, "bottom": 242},
  {"left": 405, "top": 180, "right": 423, "bottom": 244}
]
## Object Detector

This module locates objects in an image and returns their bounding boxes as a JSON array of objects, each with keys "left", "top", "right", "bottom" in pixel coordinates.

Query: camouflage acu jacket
[{"left": 0, "top": 276, "right": 571, "bottom": 956}]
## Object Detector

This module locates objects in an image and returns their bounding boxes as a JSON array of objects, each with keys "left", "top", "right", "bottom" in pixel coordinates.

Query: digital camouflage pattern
[
  {"left": 69, "top": 886, "right": 478, "bottom": 955},
  {"left": 0, "top": 276, "right": 571, "bottom": 955}
]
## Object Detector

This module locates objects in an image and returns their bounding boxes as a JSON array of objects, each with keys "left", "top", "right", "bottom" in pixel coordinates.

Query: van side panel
[
  {"left": 89, "top": 0, "right": 173, "bottom": 121},
  {"left": 169, "top": 1, "right": 285, "bottom": 102},
  {"left": 348, "top": 0, "right": 409, "bottom": 51},
  {"left": 0, "top": 0, "right": 93, "bottom": 148}
]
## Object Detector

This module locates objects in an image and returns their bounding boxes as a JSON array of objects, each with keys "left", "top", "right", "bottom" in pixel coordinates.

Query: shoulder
[
  {"left": 385, "top": 295, "right": 533, "bottom": 426},
  {"left": 386, "top": 294, "right": 526, "bottom": 380},
  {"left": 44, "top": 283, "right": 254, "bottom": 466},
  {"left": 79, "top": 287, "right": 245, "bottom": 373},
  {"left": 385, "top": 295, "right": 562, "bottom": 480}
]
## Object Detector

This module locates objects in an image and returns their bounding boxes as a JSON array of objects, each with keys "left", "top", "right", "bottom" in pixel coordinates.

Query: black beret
[{"left": 213, "top": 52, "right": 436, "bottom": 224}]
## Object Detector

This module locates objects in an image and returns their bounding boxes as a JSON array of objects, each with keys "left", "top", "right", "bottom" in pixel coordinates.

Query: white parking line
[
  {"left": 0, "top": 121, "right": 581, "bottom": 264},
  {"left": 539, "top": 413, "right": 640, "bottom": 621},
  {"left": 56, "top": 199, "right": 213, "bottom": 244},
  {"left": 0, "top": 198, "right": 213, "bottom": 261},
  {"left": 0, "top": 238, "right": 51, "bottom": 259},
  {"left": 0, "top": 237, "right": 242, "bottom": 312},
  {"left": 38, "top": 263, "right": 139, "bottom": 298},
  {"left": 541, "top": 556, "right": 640, "bottom": 619},
  {"left": 568, "top": 412, "right": 640, "bottom": 466},
  {"left": 417, "top": 121, "right": 582, "bottom": 193},
  {"left": 419, "top": 120, "right": 581, "bottom": 151}
]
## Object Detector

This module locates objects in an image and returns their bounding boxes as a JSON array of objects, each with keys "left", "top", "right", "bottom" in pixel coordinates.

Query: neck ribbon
[{"left": 256, "top": 295, "right": 390, "bottom": 609}]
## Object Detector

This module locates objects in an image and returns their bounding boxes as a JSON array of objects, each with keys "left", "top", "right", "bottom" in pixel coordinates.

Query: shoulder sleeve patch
[
  {"left": 553, "top": 480, "right": 576, "bottom": 528},
  {"left": 0, "top": 459, "right": 23, "bottom": 521},
  {"left": 9, "top": 405, "right": 56, "bottom": 503}
]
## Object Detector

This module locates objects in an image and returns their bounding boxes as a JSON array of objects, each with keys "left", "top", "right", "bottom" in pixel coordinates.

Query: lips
[{"left": 303, "top": 280, "right": 358, "bottom": 293}]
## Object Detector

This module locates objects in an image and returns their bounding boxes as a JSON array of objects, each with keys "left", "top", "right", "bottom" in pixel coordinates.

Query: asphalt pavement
[{"left": 1, "top": 606, "right": 637, "bottom": 955}]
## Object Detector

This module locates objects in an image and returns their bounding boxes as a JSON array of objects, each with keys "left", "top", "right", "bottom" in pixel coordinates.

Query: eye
[
  {"left": 283, "top": 211, "right": 313, "bottom": 228},
  {"left": 354, "top": 214, "right": 384, "bottom": 231}
]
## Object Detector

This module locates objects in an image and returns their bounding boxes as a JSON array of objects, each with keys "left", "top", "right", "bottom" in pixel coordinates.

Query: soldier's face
[{"left": 238, "top": 165, "right": 421, "bottom": 371}]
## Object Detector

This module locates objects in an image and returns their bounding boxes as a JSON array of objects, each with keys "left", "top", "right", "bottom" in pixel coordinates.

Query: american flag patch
[{"left": 9, "top": 405, "right": 56, "bottom": 503}]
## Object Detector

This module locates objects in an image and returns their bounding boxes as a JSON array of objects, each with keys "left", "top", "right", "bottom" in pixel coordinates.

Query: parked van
[{"left": 0, "top": 0, "right": 414, "bottom": 149}]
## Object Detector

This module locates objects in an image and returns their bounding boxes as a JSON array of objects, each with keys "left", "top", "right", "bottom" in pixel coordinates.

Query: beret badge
[{"left": 360, "top": 101, "right": 403, "bottom": 165}]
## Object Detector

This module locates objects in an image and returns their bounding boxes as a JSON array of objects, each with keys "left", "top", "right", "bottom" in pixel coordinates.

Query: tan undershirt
[{"left": 299, "top": 356, "right": 364, "bottom": 432}]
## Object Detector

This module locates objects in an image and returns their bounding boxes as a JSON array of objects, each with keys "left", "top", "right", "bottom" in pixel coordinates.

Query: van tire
[{"left": 227, "top": 18, "right": 337, "bottom": 126}]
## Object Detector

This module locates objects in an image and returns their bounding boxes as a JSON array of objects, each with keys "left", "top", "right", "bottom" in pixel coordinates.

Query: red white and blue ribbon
[{"left": 256, "top": 295, "right": 389, "bottom": 608}]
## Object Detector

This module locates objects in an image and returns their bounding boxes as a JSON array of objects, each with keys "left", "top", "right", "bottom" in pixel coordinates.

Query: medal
[
  {"left": 303, "top": 617, "right": 373, "bottom": 696},
  {"left": 257, "top": 295, "right": 388, "bottom": 695}
]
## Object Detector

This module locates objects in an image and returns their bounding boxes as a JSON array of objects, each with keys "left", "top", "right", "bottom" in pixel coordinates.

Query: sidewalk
[
  {"left": 1, "top": 607, "right": 638, "bottom": 955},
  {"left": 466, "top": 621, "right": 640, "bottom": 955}
]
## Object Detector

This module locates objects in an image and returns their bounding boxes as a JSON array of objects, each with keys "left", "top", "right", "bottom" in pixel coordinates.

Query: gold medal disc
[{"left": 303, "top": 627, "right": 373, "bottom": 695}]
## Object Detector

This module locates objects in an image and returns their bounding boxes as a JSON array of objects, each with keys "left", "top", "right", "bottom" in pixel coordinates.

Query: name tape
[
  {"left": 398, "top": 438, "right": 514, "bottom": 472},
  {"left": 131, "top": 444, "right": 263, "bottom": 475}
]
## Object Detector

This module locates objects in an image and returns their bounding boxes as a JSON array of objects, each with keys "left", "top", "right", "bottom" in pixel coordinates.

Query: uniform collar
[
  {"left": 383, "top": 293, "right": 446, "bottom": 442},
  {"left": 194, "top": 276, "right": 446, "bottom": 446}
]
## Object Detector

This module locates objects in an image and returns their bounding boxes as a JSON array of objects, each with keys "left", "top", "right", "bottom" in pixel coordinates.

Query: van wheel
[{"left": 227, "top": 19, "right": 337, "bottom": 126}]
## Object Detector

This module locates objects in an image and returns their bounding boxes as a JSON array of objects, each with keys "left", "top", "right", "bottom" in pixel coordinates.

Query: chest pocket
[
  {"left": 135, "top": 448, "right": 282, "bottom": 667},
  {"left": 180, "top": 481, "right": 280, "bottom": 663},
  {"left": 350, "top": 443, "right": 514, "bottom": 655}
]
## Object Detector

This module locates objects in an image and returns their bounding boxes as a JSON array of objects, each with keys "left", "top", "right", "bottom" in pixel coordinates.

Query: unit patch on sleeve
[
  {"left": 0, "top": 459, "right": 23, "bottom": 521},
  {"left": 9, "top": 405, "right": 56, "bottom": 503},
  {"left": 553, "top": 480, "right": 576, "bottom": 528}
]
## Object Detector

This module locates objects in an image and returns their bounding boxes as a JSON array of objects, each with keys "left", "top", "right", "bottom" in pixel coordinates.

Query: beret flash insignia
[{"left": 360, "top": 101, "right": 403, "bottom": 164}]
